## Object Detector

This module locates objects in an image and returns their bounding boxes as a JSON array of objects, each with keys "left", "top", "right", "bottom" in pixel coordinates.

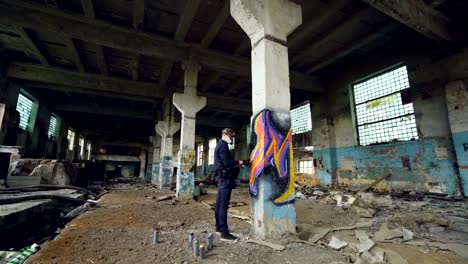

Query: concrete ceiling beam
[
  {"left": 7, "top": 62, "right": 252, "bottom": 113},
  {"left": 12, "top": 25, "right": 49, "bottom": 66},
  {"left": 362, "top": 0, "right": 454, "bottom": 42},
  {"left": 0, "top": 0, "right": 323, "bottom": 93}
]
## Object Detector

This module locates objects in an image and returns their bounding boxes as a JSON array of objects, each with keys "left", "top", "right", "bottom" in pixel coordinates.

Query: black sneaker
[{"left": 220, "top": 232, "right": 238, "bottom": 242}]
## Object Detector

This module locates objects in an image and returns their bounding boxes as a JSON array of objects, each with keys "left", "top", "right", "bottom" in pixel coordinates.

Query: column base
[
  {"left": 176, "top": 149, "right": 196, "bottom": 199},
  {"left": 151, "top": 162, "right": 160, "bottom": 185},
  {"left": 250, "top": 177, "right": 296, "bottom": 240},
  {"left": 159, "top": 156, "right": 172, "bottom": 189}
]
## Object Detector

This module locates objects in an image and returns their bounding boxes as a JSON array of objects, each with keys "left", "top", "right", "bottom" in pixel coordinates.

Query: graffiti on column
[
  {"left": 178, "top": 150, "right": 196, "bottom": 194},
  {"left": 250, "top": 109, "right": 295, "bottom": 205},
  {"left": 160, "top": 156, "right": 172, "bottom": 187}
]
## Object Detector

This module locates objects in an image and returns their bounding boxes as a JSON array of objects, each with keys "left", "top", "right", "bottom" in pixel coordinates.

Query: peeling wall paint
[{"left": 314, "top": 139, "right": 458, "bottom": 194}]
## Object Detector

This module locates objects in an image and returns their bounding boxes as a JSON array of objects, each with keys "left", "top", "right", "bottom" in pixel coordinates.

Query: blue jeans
[{"left": 215, "top": 179, "right": 233, "bottom": 233}]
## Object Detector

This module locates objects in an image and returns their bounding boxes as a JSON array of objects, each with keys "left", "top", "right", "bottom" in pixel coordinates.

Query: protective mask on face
[{"left": 223, "top": 135, "right": 232, "bottom": 144}]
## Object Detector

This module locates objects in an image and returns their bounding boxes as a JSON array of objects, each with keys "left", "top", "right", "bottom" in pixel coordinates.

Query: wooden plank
[
  {"left": 362, "top": 0, "right": 454, "bottom": 42},
  {"left": 0, "top": 145, "right": 21, "bottom": 154}
]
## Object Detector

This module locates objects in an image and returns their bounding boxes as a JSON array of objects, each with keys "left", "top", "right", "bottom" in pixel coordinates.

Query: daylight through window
[
  {"left": 352, "top": 65, "right": 418, "bottom": 146},
  {"left": 197, "top": 144, "right": 204, "bottom": 166},
  {"left": 208, "top": 138, "right": 217, "bottom": 165},
  {"left": 291, "top": 101, "right": 312, "bottom": 135},
  {"left": 16, "top": 93, "right": 34, "bottom": 130},
  {"left": 299, "top": 160, "right": 314, "bottom": 174},
  {"left": 48, "top": 115, "right": 58, "bottom": 139}
]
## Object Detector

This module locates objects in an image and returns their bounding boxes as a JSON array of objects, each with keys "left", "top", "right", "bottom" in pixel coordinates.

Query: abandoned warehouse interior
[{"left": 0, "top": 0, "right": 468, "bottom": 263}]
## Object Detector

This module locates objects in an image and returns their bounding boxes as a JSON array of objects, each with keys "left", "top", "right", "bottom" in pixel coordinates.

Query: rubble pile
[{"left": 295, "top": 187, "right": 468, "bottom": 263}]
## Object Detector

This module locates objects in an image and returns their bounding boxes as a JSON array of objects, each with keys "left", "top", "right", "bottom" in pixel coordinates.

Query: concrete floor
[{"left": 25, "top": 182, "right": 468, "bottom": 264}]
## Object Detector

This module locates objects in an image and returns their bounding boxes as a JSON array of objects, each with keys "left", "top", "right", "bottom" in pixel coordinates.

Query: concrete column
[
  {"left": 149, "top": 134, "right": 161, "bottom": 184},
  {"left": 139, "top": 147, "right": 147, "bottom": 178},
  {"left": 156, "top": 115, "right": 180, "bottom": 189},
  {"left": 231, "top": 0, "right": 302, "bottom": 239},
  {"left": 173, "top": 61, "right": 207, "bottom": 198},
  {"left": 445, "top": 80, "right": 468, "bottom": 196}
]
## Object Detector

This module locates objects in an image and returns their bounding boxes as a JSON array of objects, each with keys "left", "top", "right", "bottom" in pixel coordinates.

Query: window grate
[
  {"left": 67, "top": 129, "right": 75, "bottom": 151},
  {"left": 208, "top": 138, "right": 217, "bottom": 165},
  {"left": 353, "top": 65, "right": 418, "bottom": 146},
  {"left": 48, "top": 115, "right": 57, "bottom": 139},
  {"left": 197, "top": 144, "right": 204, "bottom": 166},
  {"left": 16, "top": 93, "right": 33, "bottom": 130},
  {"left": 291, "top": 101, "right": 312, "bottom": 135},
  {"left": 299, "top": 160, "right": 314, "bottom": 174}
]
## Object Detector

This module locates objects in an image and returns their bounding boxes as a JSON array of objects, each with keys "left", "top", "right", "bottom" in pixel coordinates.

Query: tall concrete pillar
[
  {"left": 156, "top": 114, "right": 180, "bottom": 189},
  {"left": 173, "top": 61, "right": 207, "bottom": 198},
  {"left": 139, "top": 147, "right": 147, "bottom": 178},
  {"left": 149, "top": 134, "right": 161, "bottom": 184},
  {"left": 231, "top": 0, "right": 302, "bottom": 239},
  {"left": 445, "top": 80, "right": 468, "bottom": 196}
]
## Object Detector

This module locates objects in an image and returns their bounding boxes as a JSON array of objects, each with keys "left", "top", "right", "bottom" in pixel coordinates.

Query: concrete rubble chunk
[
  {"left": 295, "top": 192, "right": 306, "bottom": 199},
  {"left": 374, "top": 223, "right": 403, "bottom": 241},
  {"left": 370, "top": 247, "right": 386, "bottom": 262},
  {"left": 309, "top": 227, "right": 331, "bottom": 243},
  {"left": 402, "top": 228, "right": 413, "bottom": 241},
  {"left": 352, "top": 197, "right": 376, "bottom": 218},
  {"left": 355, "top": 230, "right": 375, "bottom": 253},
  {"left": 328, "top": 236, "right": 348, "bottom": 250},
  {"left": 313, "top": 190, "right": 325, "bottom": 196}
]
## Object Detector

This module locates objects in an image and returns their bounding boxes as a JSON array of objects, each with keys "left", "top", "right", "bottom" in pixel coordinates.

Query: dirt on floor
[
  {"left": 26, "top": 185, "right": 346, "bottom": 264},
  {"left": 26, "top": 181, "right": 468, "bottom": 264}
]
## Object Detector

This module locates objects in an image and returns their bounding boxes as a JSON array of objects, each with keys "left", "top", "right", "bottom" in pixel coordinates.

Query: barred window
[
  {"left": 197, "top": 144, "right": 204, "bottom": 166},
  {"left": 208, "top": 138, "right": 217, "bottom": 165},
  {"left": 291, "top": 101, "right": 312, "bottom": 135},
  {"left": 299, "top": 160, "right": 314, "bottom": 174},
  {"left": 16, "top": 93, "right": 34, "bottom": 130},
  {"left": 67, "top": 129, "right": 75, "bottom": 151},
  {"left": 48, "top": 115, "right": 58, "bottom": 139},
  {"left": 352, "top": 65, "right": 418, "bottom": 146}
]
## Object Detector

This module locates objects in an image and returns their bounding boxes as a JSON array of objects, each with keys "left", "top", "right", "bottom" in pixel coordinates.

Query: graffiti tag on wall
[{"left": 250, "top": 110, "right": 295, "bottom": 205}]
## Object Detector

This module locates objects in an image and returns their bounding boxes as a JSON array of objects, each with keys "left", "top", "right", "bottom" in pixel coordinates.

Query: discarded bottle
[
  {"left": 152, "top": 229, "right": 159, "bottom": 244},
  {"left": 200, "top": 244, "right": 206, "bottom": 259},
  {"left": 193, "top": 238, "right": 200, "bottom": 256},
  {"left": 207, "top": 233, "right": 213, "bottom": 250},
  {"left": 188, "top": 233, "right": 194, "bottom": 249}
]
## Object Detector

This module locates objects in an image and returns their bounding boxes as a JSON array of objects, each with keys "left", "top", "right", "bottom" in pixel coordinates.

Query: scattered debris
[
  {"left": 402, "top": 228, "right": 413, "bottom": 242},
  {"left": 63, "top": 202, "right": 92, "bottom": 219},
  {"left": 352, "top": 198, "right": 375, "bottom": 218},
  {"left": 355, "top": 230, "right": 375, "bottom": 253},
  {"left": 328, "top": 236, "right": 348, "bottom": 250},
  {"left": 295, "top": 192, "right": 306, "bottom": 200},
  {"left": 155, "top": 195, "right": 175, "bottom": 202},
  {"left": 374, "top": 223, "right": 403, "bottom": 242},
  {"left": 359, "top": 173, "right": 392, "bottom": 192},
  {"left": 246, "top": 239, "right": 285, "bottom": 251}
]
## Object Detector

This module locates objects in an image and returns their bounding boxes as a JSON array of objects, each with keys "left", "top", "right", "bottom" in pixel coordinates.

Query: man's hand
[{"left": 238, "top": 160, "right": 243, "bottom": 165}]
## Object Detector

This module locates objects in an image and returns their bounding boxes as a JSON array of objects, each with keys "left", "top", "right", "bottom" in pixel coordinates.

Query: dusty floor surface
[
  {"left": 26, "top": 185, "right": 346, "bottom": 264},
  {"left": 26, "top": 181, "right": 468, "bottom": 264}
]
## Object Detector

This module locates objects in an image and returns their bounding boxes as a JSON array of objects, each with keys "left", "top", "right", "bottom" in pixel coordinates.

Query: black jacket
[{"left": 214, "top": 139, "right": 239, "bottom": 179}]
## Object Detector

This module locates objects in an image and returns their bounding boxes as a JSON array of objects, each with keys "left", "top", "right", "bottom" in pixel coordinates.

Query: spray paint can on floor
[
  {"left": 152, "top": 229, "right": 159, "bottom": 244},
  {"left": 188, "top": 233, "right": 194, "bottom": 249},
  {"left": 207, "top": 233, "right": 213, "bottom": 250},
  {"left": 200, "top": 244, "right": 206, "bottom": 259},
  {"left": 193, "top": 238, "right": 200, "bottom": 256}
]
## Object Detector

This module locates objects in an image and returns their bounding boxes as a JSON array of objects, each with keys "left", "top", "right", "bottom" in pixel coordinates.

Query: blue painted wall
[
  {"left": 452, "top": 131, "right": 468, "bottom": 194},
  {"left": 314, "top": 138, "right": 458, "bottom": 195}
]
